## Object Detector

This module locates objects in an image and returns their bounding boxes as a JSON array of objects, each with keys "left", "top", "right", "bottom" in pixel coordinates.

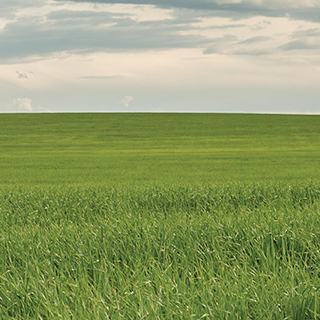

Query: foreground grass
[{"left": 1, "top": 182, "right": 320, "bottom": 319}]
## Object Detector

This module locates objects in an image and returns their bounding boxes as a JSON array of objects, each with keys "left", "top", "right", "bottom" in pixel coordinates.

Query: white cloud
[
  {"left": 36, "top": 106, "right": 52, "bottom": 113},
  {"left": 13, "top": 97, "right": 33, "bottom": 112},
  {"left": 151, "top": 108, "right": 164, "bottom": 112},
  {"left": 121, "top": 95, "right": 133, "bottom": 107}
]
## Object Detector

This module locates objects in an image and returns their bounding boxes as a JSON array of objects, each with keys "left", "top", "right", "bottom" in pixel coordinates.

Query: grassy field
[
  {"left": 0, "top": 113, "right": 319, "bottom": 185},
  {"left": 1, "top": 113, "right": 320, "bottom": 319}
]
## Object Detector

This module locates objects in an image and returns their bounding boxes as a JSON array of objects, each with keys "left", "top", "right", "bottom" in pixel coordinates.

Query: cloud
[
  {"left": 292, "top": 28, "right": 320, "bottom": 38},
  {"left": 238, "top": 36, "right": 271, "bottom": 45},
  {"left": 280, "top": 28, "right": 320, "bottom": 51},
  {"left": 121, "top": 96, "right": 133, "bottom": 107},
  {"left": 203, "top": 34, "right": 238, "bottom": 54},
  {"left": 79, "top": 74, "right": 128, "bottom": 80},
  {"left": 0, "top": 12, "right": 208, "bottom": 62},
  {"left": 53, "top": 0, "right": 318, "bottom": 10},
  {"left": 208, "top": 23, "right": 246, "bottom": 29},
  {"left": 47, "top": 9, "right": 131, "bottom": 26},
  {"left": 151, "top": 108, "right": 164, "bottom": 112},
  {"left": 53, "top": 0, "right": 320, "bottom": 22},
  {"left": 16, "top": 71, "right": 28, "bottom": 79},
  {"left": 0, "top": 0, "right": 46, "bottom": 18},
  {"left": 36, "top": 106, "right": 52, "bottom": 113},
  {"left": 280, "top": 39, "right": 320, "bottom": 51},
  {"left": 289, "top": 9, "right": 320, "bottom": 23},
  {"left": 0, "top": 0, "right": 319, "bottom": 66},
  {"left": 13, "top": 98, "right": 33, "bottom": 112}
]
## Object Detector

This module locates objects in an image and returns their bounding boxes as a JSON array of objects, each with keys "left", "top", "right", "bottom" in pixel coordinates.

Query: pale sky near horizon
[{"left": 1, "top": 0, "right": 320, "bottom": 114}]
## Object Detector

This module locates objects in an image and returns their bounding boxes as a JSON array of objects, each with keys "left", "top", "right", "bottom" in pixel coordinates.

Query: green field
[
  {"left": 1, "top": 113, "right": 320, "bottom": 319},
  {"left": 0, "top": 113, "right": 319, "bottom": 185}
]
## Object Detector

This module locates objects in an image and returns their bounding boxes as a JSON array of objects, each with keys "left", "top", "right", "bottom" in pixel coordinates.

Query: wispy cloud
[
  {"left": 281, "top": 39, "right": 320, "bottom": 51},
  {"left": 121, "top": 96, "right": 133, "bottom": 107},
  {"left": 13, "top": 98, "right": 33, "bottom": 112},
  {"left": 54, "top": 0, "right": 320, "bottom": 22},
  {"left": 151, "top": 108, "right": 164, "bottom": 113},
  {"left": 238, "top": 36, "right": 271, "bottom": 45},
  {"left": 16, "top": 71, "right": 28, "bottom": 79},
  {"left": 79, "top": 74, "right": 128, "bottom": 80},
  {"left": 36, "top": 106, "right": 52, "bottom": 113}
]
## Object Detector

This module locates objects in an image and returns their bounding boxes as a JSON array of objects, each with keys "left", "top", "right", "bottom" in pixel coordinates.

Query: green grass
[
  {"left": 1, "top": 182, "right": 320, "bottom": 319},
  {"left": 1, "top": 113, "right": 320, "bottom": 319},
  {"left": 0, "top": 113, "right": 319, "bottom": 185}
]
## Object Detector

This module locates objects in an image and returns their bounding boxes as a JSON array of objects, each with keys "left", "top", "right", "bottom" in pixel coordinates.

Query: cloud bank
[
  {"left": 0, "top": 11, "right": 208, "bottom": 62},
  {"left": 0, "top": 0, "right": 319, "bottom": 63}
]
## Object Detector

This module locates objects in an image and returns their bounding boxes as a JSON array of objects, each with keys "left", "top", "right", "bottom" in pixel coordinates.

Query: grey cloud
[
  {"left": 232, "top": 48, "right": 273, "bottom": 56},
  {"left": 203, "top": 44, "right": 225, "bottom": 55},
  {"left": 47, "top": 10, "right": 127, "bottom": 20},
  {"left": 140, "top": 14, "right": 202, "bottom": 27},
  {"left": 281, "top": 27, "right": 320, "bottom": 51},
  {"left": 16, "top": 71, "right": 28, "bottom": 79},
  {"left": 0, "top": 0, "right": 46, "bottom": 18},
  {"left": 239, "top": 36, "right": 271, "bottom": 45},
  {"left": 280, "top": 40, "right": 320, "bottom": 51},
  {"left": 289, "top": 9, "right": 320, "bottom": 23},
  {"left": 291, "top": 28, "right": 320, "bottom": 38},
  {"left": 2, "top": 2, "right": 319, "bottom": 63},
  {"left": 0, "top": 12, "right": 209, "bottom": 61},
  {"left": 203, "top": 34, "right": 238, "bottom": 54},
  {"left": 204, "top": 34, "right": 274, "bottom": 56},
  {"left": 203, "top": 44, "right": 272, "bottom": 56},
  {"left": 208, "top": 23, "right": 246, "bottom": 30},
  {"left": 54, "top": 0, "right": 275, "bottom": 14},
  {"left": 54, "top": 0, "right": 320, "bottom": 22},
  {"left": 47, "top": 10, "right": 131, "bottom": 26}
]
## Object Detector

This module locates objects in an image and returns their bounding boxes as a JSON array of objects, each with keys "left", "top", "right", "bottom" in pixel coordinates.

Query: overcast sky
[{"left": 1, "top": 0, "right": 320, "bottom": 113}]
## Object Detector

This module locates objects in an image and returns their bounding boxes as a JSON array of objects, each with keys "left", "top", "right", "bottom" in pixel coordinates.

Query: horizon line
[{"left": 0, "top": 111, "right": 319, "bottom": 116}]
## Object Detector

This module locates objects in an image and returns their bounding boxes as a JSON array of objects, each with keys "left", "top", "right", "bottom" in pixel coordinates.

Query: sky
[{"left": 1, "top": 0, "right": 320, "bottom": 113}]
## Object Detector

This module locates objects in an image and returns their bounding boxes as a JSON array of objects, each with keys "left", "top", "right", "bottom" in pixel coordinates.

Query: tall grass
[{"left": 1, "top": 181, "right": 320, "bottom": 319}]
